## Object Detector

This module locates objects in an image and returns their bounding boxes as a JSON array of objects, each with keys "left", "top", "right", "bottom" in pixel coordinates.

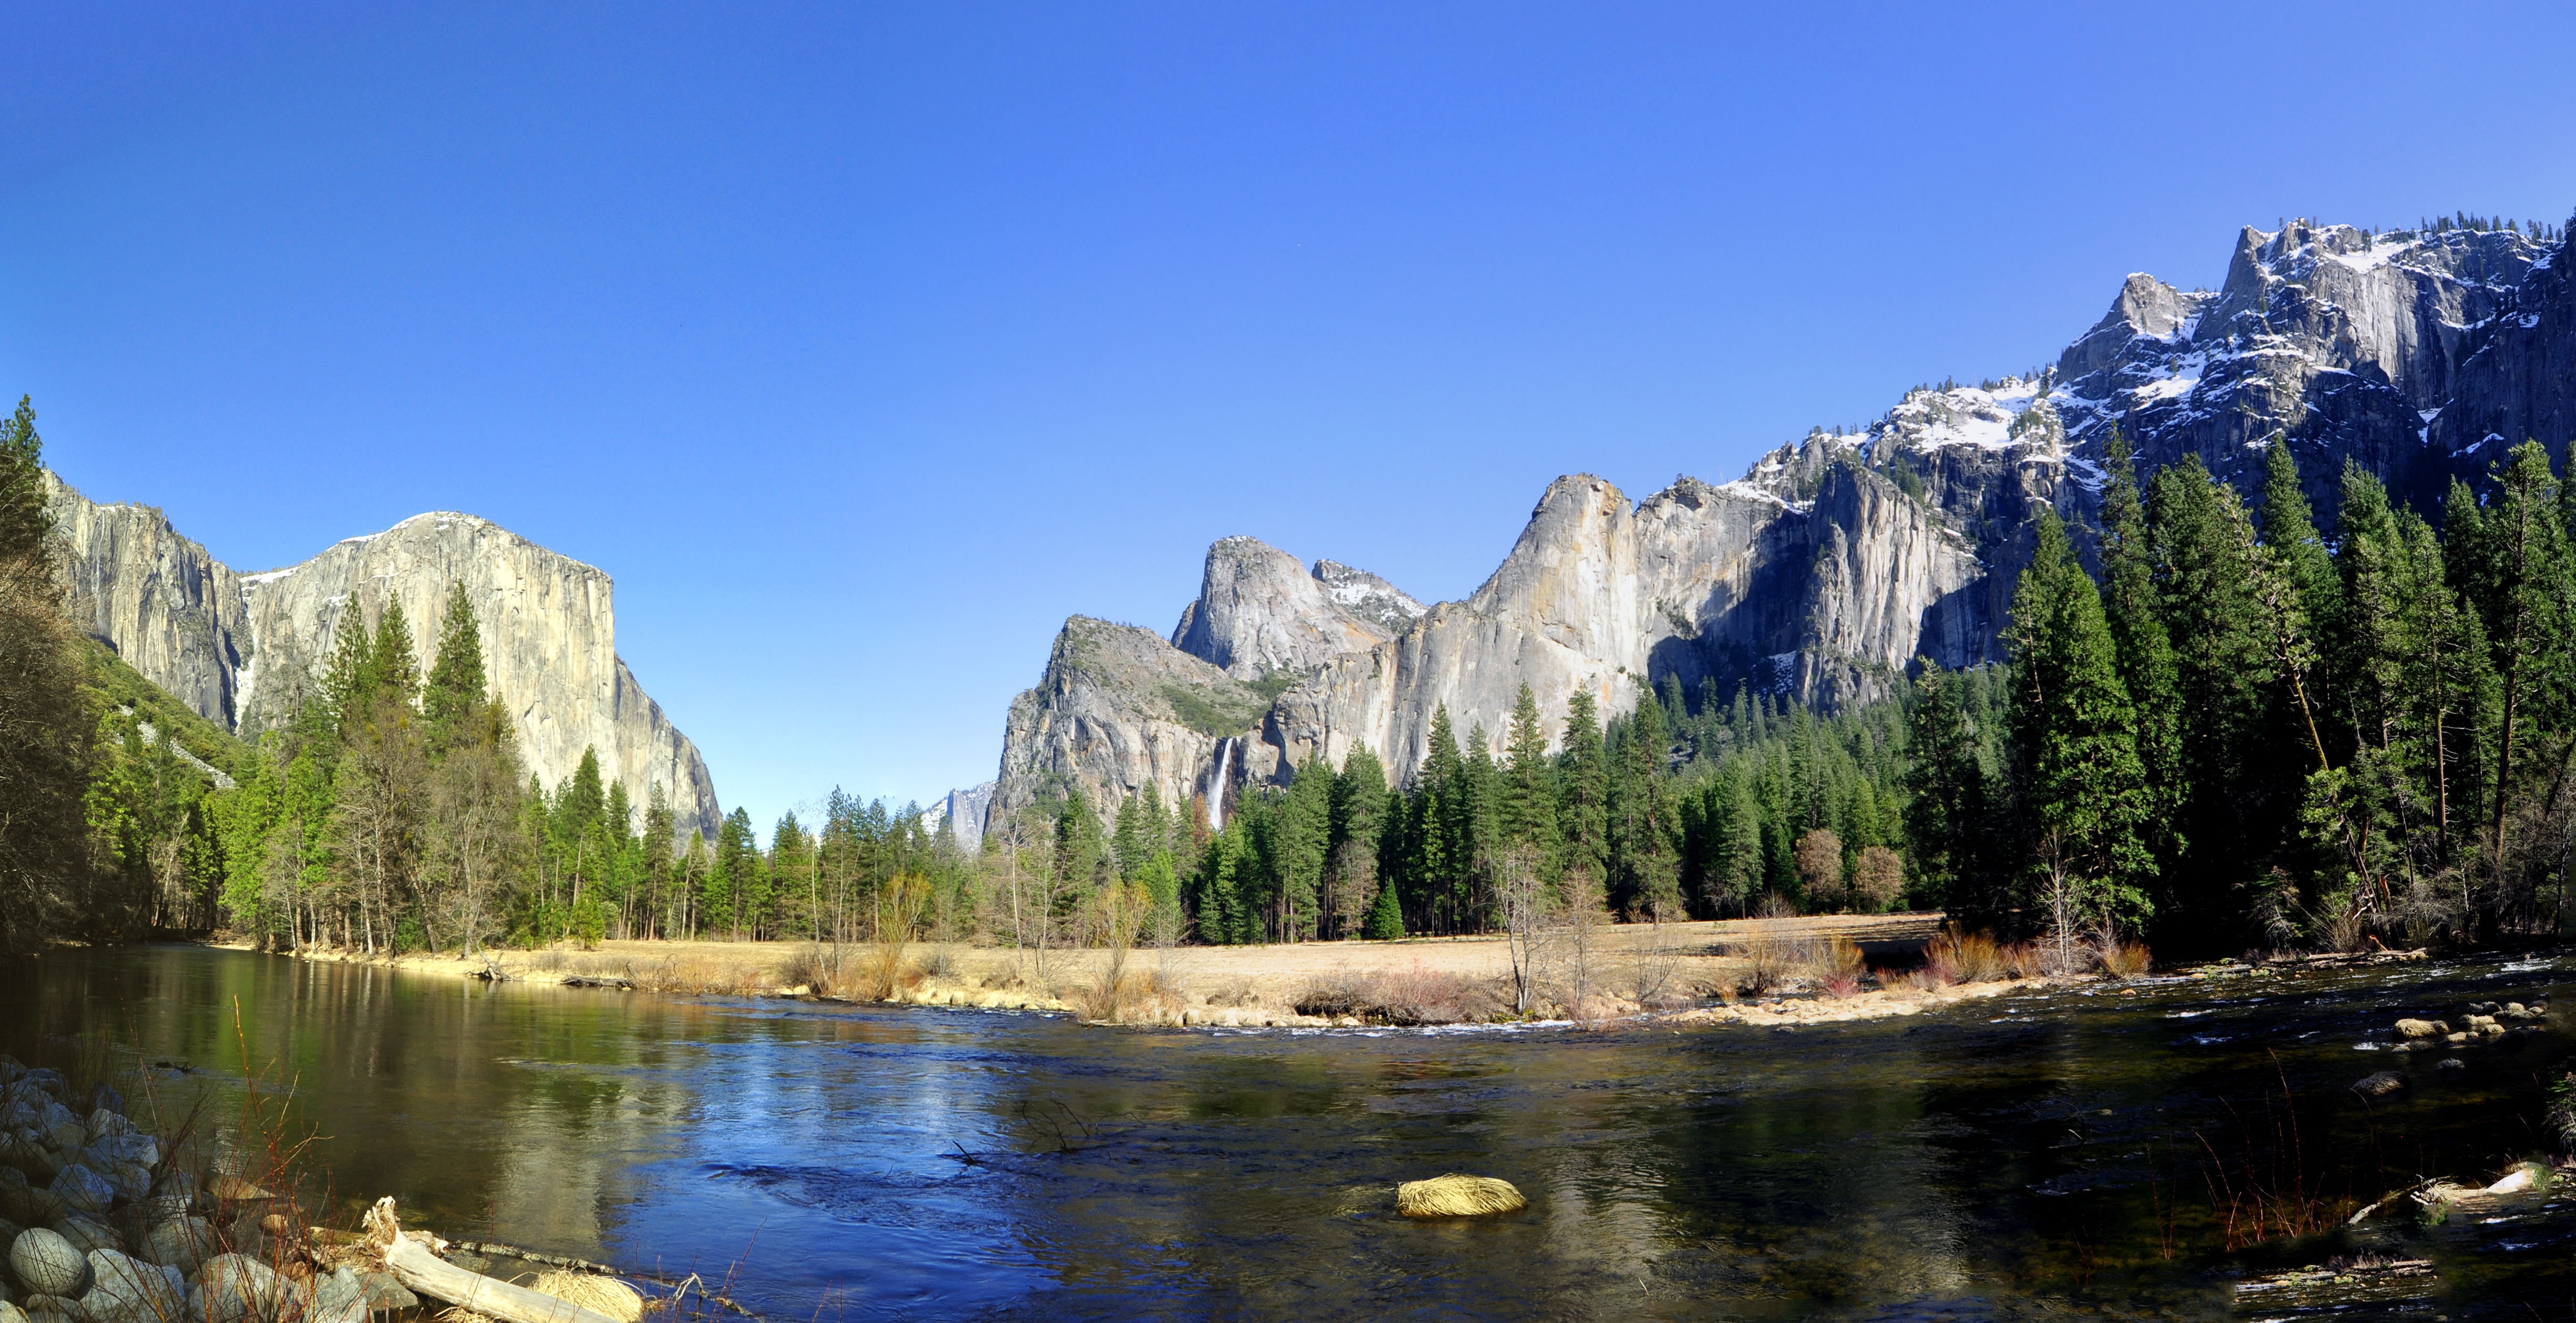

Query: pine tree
[
  {"left": 2258, "top": 440, "right": 2338, "bottom": 771},
  {"left": 1901, "top": 660, "right": 1989, "bottom": 914},
  {"left": 0, "top": 396, "right": 49, "bottom": 559},
  {"left": 2006, "top": 513, "right": 2155, "bottom": 935},
  {"left": 1556, "top": 689, "right": 1608, "bottom": 885},
  {"left": 2099, "top": 432, "right": 2185, "bottom": 858},
  {"left": 371, "top": 598, "right": 420, "bottom": 708},
  {"left": 1608, "top": 684, "right": 1679, "bottom": 918},
  {"left": 1498, "top": 682, "right": 1560, "bottom": 856},
  {"left": 2447, "top": 443, "right": 2571, "bottom": 874},
  {"left": 1276, "top": 754, "right": 1333, "bottom": 940},
  {"left": 423, "top": 583, "right": 488, "bottom": 754},
  {"left": 2150, "top": 456, "right": 2278, "bottom": 926}
]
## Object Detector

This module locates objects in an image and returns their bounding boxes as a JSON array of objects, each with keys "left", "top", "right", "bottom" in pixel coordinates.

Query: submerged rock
[
  {"left": 2437, "top": 1057, "right": 2467, "bottom": 1071},
  {"left": 2351, "top": 1071, "right": 2409, "bottom": 1099}
]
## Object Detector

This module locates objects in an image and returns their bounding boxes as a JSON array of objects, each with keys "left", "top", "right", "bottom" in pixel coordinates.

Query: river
[{"left": 8, "top": 944, "right": 2576, "bottom": 1320}]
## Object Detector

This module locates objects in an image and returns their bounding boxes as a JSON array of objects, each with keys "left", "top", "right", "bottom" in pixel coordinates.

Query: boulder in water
[
  {"left": 2394, "top": 1017, "right": 2441, "bottom": 1037},
  {"left": 2436, "top": 1057, "right": 2467, "bottom": 1071},
  {"left": 206, "top": 1176, "right": 272, "bottom": 1203},
  {"left": 2486, "top": 1162, "right": 2547, "bottom": 1194},
  {"left": 2350, "top": 1071, "right": 2409, "bottom": 1099},
  {"left": 9, "top": 1228, "right": 88, "bottom": 1297},
  {"left": 1395, "top": 1174, "right": 1527, "bottom": 1217},
  {"left": 531, "top": 1270, "right": 644, "bottom": 1323}
]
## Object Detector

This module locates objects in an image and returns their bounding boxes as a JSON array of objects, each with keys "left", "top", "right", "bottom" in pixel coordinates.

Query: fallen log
[{"left": 366, "top": 1199, "right": 621, "bottom": 1323}]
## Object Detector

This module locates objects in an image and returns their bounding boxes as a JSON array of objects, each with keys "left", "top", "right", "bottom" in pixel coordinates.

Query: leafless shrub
[
  {"left": 1623, "top": 923, "right": 1689, "bottom": 1007},
  {"left": 1803, "top": 935, "right": 1867, "bottom": 999}
]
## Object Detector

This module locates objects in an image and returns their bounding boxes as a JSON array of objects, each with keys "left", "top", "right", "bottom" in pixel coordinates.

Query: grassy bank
[{"left": 233, "top": 912, "right": 2131, "bottom": 1030}]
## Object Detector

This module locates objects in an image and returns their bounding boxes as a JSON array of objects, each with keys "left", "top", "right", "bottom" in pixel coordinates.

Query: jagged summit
[{"left": 983, "top": 210, "right": 2576, "bottom": 823}]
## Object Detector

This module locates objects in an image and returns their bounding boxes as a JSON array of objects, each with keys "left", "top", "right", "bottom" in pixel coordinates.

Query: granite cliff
[
  {"left": 45, "top": 476, "right": 721, "bottom": 841},
  {"left": 970, "top": 212, "right": 2576, "bottom": 831}
]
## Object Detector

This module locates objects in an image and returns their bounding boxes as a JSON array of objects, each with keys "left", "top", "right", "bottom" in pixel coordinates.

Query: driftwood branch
[{"left": 366, "top": 1199, "right": 621, "bottom": 1323}]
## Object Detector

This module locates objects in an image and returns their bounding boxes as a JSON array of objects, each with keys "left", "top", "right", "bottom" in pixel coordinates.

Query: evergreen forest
[{"left": 4, "top": 390, "right": 2572, "bottom": 960}]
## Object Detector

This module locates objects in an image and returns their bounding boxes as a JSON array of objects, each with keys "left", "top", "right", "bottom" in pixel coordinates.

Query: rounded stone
[
  {"left": 22, "top": 1297, "right": 84, "bottom": 1323},
  {"left": 140, "top": 1218, "right": 209, "bottom": 1278},
  {"left": 9, "top": 1228, "right": 89, "bottom": 1297},
  {"left": 48, "top": 1220, "right": 117, "bottom": 1257},
  {"left": 47, "top": 1168, "right": 112, "bottom": 1218}
]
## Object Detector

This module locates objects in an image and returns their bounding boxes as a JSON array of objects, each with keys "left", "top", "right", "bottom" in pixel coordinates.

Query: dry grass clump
[
  {"left": 1285, "top": 964, "right": 1495, "bottom": 1024},
  {"left": 1924, "top": 927, "right": 2004, "bottom": 985},
  {"left": 2000, "top": 941, "right": 2048, "bottom": 979},
  {"left": 2095, "top": 938, "right": 2153, "bottom": 978},
  {"left": 1802, "top": 935, "right": 1867, "bottom": 999},
  {"left": 530, "top": 1271, "right": 646, "bottom": 1323},
  {"left": 773, "top": 943, "right": 845, "bottom": 994},
  {"left": 626, "top": 955, "right": 770, "bottom": 996},
  {"left": 1395, "top": 1174, "right": 1526, "bottom": 1218},
  {"left": 1204, "top": 976, "right": 1260, "bottom": 1009}
]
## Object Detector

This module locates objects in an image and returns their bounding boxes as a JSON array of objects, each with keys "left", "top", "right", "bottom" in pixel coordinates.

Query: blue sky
[{"left": 6, "top": 2, "right": 2573, "bottom": 831}]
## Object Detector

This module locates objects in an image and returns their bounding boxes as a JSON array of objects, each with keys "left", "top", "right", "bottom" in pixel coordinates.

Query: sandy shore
[{"left": 229, "top": 913, "right": 2030, "bottom": 1030}]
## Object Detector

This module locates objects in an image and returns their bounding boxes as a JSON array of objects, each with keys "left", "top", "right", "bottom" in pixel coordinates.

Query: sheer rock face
[
  {"left": 44, "top": 480, "right": 720, "bottom": 841},
  {"left": 2432, "top": 224, "right": 2576, "bottom": 472},
  {"left": 45, "top": 478, "right": 251, "bottom": 727},
  {"left": 1170, "top": 536, "right": 1396, "bottom": 679},
  {"left": 923, "top": 781, "right": 996, "bottom": 850},
  {"left": 989, "top": 215, "right": 2576, "bottom": 818},
  {"left": 989, "top": 617, "right": 1265, "bottom": 838}
]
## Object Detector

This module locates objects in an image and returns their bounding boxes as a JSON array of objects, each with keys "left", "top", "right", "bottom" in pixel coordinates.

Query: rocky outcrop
[
  {"left": 990, "top": 617, "right": 1271, "bottom": 837},
  {"left": 2053, "top": 220, "right": 2546, "bottom": 516},
  {"left": 44, "top": 480, "right": 720, "bottom": 841},
  {"left": 991, "top": 212, "right": 2576, "bottom": 821},
  {"left": 923, "top": 781, "right": 995, "bottom": 850},
  {"left": 1312, "top": 560, "right": 1426, "bottom": 634},
  {"left": 2431, "top": 219, "right": 2576, "bottom": 471},
  {"left": 45, "top": 479, "right": 252, "bottom": 728},
  {"left": 1170, "top": 537, "right": 1401, "bottom": 679}
]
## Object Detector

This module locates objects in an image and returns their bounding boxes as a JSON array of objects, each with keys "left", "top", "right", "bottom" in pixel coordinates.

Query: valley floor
[{"left": 241, "top": 912, "right": 2054, "bottom": 1029}]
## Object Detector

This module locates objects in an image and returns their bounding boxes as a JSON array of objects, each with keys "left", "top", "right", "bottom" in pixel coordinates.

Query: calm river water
[{"left": 9, "top": 944, "right": 2576, "bottom": 1320}]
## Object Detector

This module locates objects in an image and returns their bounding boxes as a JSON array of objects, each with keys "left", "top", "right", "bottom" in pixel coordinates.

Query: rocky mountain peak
[
  {"left": 984, "top": 206, "right": 2576, "bottom": 828},
  {"left": 1171, "top": 535, "right": 1401, "bottom": 679},
  {"left": 1311, "top": 559, "right": 1424, "bottom": 634}
]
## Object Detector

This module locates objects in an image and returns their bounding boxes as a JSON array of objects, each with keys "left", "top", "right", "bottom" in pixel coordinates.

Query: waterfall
[{"left": 1205, "top": 737, "right": 1234, "bottom": 832}]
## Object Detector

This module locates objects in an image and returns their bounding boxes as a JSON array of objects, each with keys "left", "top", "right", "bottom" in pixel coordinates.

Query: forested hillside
[{"left": 3, "top": 381, "right": 2568, "bottom": 961}]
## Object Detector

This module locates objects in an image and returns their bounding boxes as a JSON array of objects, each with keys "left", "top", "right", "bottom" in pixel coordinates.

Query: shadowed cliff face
[
  {"left": 44, "top": 477, "right": 721, "bottom": 842},
  {"left": 983, "top": 214, "right": 2576, "bottom": 825}
]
